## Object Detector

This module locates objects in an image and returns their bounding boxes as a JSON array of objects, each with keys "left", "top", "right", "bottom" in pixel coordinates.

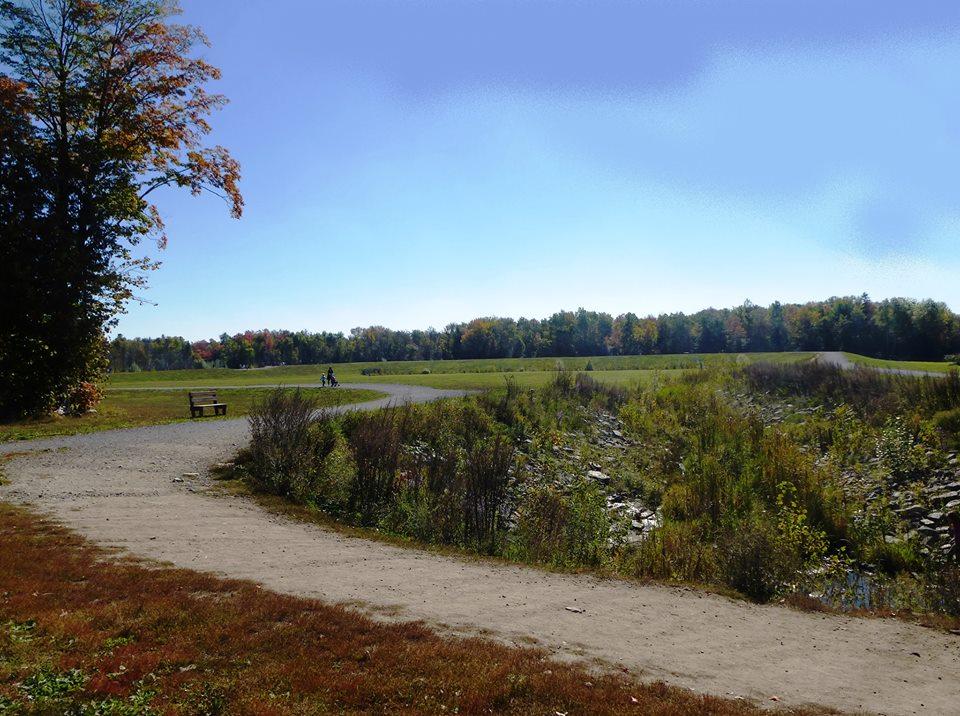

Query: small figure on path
[{"left": 320, "top": 373, "right": 326, "bottom": 387}]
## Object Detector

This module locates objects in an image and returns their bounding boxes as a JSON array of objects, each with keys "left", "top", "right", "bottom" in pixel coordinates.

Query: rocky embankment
[
  {"left": 732, "top": 389, "right": 960, "bottom": 561},
  {"left": 513, "top": 408, "right": 662, "bottom": 543}
]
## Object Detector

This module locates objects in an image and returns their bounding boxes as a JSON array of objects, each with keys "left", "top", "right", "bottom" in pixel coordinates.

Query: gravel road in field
[
  {"left": 816, "top": 351, "right": 948, "bottom": 378},
  {"left": 2, "top": 382, "right": 959, "bottom": 715}
]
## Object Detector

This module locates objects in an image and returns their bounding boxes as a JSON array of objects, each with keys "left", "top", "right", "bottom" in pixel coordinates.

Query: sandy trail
[
  {"left": 816, "top": 351, "right": 948, "bottom": 378},
  {"left": 2, "top": 383, "right": 959, "bottom": 715}
]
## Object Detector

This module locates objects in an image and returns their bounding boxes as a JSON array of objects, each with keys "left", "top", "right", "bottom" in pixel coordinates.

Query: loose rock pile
[
  {"left": 886, "top": 469, "right": 960, "bottom": 559},
  {"left": 517, "top": 409, "right": 660, "bottom": 544}
]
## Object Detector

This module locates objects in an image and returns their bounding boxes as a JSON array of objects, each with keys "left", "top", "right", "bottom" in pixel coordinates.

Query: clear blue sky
[{"left": 119, "top": 0, "right": 960, "bottom": 340}]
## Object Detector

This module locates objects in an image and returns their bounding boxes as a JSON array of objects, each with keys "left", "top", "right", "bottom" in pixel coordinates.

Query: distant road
[
  {"left": 108, "top": 382, "right": 459, "bottom": 395},
  {"left": 816, "top": 351, "right": 948, "bottom": 378}
]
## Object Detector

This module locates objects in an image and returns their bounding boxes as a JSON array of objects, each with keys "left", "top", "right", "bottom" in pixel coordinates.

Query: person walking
[
  {"left": 327, "top": 366, "right": 336, "bottom": 387},
  {"left": 320, "top": 373, "right": 326, "bottom": 387}
]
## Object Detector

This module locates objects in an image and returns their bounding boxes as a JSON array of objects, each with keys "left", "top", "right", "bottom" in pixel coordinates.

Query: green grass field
[
  {"left": 0, "top": 387, "right": 385, "bottom": 442},
  {"left": 843, "top": 352, "right": 958, "bottom": 373},
  {"left": 1, "top": 353, "right": 816, "bottom": 441},
  {"left": 108, "top": 352, "right": 815, "bottom": 390}
]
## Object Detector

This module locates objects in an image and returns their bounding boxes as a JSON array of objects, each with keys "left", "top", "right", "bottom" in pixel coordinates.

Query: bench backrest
[{"left": 189, "top": 390, "right": 219, "bottom": 406}]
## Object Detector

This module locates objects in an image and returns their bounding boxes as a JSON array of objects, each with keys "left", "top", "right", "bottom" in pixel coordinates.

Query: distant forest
[{"left": 109, "top": 296, "right": 960, "bottom": 372}]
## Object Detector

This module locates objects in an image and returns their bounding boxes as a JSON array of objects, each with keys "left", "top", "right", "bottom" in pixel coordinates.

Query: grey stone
[
  {"left": 896, "top": 505, "right": 925, "bottom": 520},
  {"left": 932, "top": 491, "right": 960, "bottom": 504},
  {"left": 587, "top": 470, "right": 611, "bottom": 484}
]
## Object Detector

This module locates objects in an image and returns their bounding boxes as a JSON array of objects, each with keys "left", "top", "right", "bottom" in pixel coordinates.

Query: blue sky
[{"left": 120, "top": 0, "right": 960, "bottom": 340}]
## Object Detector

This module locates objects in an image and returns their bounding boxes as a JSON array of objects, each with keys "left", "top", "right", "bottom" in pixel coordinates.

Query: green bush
[
  {"left": 620, "top": 520, "right": 718, "bottom": 584},
  {"left": 932, "top": 407, "right": 960, "bottom": 438},
  {"left": 865, "top": 539, "right": 921, "bottom": 576},
  {"left": 344, "top": 405, "right": 412, "bottom": 524},
  {"left": 509, "top": 482, "right": 610, "bottom": 568},
  {"left": 246, "top": 389, "right": 338, "bottom": 500},
  {"left": 718, "top": 513, "right": 787, "bottom": 602},
  {"left": 874, "top": 416, "right": 940, "bottom": 483},
  {"left": 463, "top": 434, "right": 515, "bottom": 553}
]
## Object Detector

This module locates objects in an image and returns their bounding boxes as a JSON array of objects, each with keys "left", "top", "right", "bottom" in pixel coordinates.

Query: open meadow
[
  {"left": 4, "top": 354, "right": 821, "bottom": 442},
  {"left": 0, "top": 387, "right": 385, "bottom": 442},
  {"left": 108, "top": 352, "right": 816, "bottom": 389}
]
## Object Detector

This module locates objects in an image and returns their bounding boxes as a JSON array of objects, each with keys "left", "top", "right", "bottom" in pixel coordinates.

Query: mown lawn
[
  {"left": 108, "top": 352, "right": 814, "bottom": 390},
  {"left": 0, "top": 504, "right": 779, "bottom": 715},
  {"left": 843, "top": 352, "right": 958, "bottom": 373},
  {"left": 0, "top": 387, "right": 384, "bottom": 442},
  {"left": 356, "top": 368, "right": 689, "bottom": 390}
]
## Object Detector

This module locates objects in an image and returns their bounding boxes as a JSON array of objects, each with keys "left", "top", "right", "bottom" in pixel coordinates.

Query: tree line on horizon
[{"left": 109, "top": 295, "right": 960, "bottom": 372}]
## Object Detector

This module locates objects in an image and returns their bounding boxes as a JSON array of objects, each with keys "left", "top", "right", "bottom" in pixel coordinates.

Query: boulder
[{"left": 587, "top": 470, "right": 611, "bottom": 484}]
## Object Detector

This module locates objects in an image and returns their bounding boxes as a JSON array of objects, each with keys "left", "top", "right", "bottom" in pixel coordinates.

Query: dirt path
[
  {"left": 816, "top": 351, "right": 947, "bottom": 378},
  {"left": 2, "top": 384, "right": 959, "bottom": 715}
]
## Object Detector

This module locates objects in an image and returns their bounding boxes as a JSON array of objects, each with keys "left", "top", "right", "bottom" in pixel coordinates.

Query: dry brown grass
[{"left": 0, "top": 503, "right": 822, "bottom": 715}]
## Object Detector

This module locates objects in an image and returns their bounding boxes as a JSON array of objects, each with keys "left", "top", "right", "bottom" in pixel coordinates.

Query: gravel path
[
  {"left": 816, "top": 351, "right": 948, "bottom": 378},
  {"left": 2, "top": 384, "right": 959, "bottom": 714}
]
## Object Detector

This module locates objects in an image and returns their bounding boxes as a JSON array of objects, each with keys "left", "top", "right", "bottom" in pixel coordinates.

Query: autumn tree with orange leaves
[{"left": 0, "top": 0, "right": 241, "bottom": 418}]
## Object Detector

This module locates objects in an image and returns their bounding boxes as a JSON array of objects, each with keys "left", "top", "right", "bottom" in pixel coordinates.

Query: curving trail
[
  {"left": 816, "top": 351, "right": 948, "bottom": 378},
  {"left": 2, "top": 383, "right": 959, "bottom": 715}
]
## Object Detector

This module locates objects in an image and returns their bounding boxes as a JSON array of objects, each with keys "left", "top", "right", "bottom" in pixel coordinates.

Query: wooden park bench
[{"left": 189, "top": 390, "right": 227, "bottom": 418}]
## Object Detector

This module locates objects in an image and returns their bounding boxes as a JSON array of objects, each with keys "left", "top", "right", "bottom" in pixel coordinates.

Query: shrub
[
  {"left": 865, "top": 539, "right": 921, "bottom": 576},
  {"left": 345, "top": 405, "right": 412, "bottom": 524},
  {"left": 718, "top": 514, "right": 785, "bottom": 601},
  {"left": 247, "top": 389, "right": 336, "bottom": 500},
  {"left": 931, "top": 565, "right": 960, "bottom": 616},
  {"left": 510, "top": 482, "right": 610, "bottom": 568},
  {"left": 660, "top": 483, "right": 697, "bottom": 522},
  {"left": 717, "top": 486, "right": 830, "bottom": 602},
  {"left": 360, "top": 366, "right": 383, "bottom": 376},
  {"left": 741, "top": 362, "right": 960, "bottom": 420},
  {"left": 621, "top": 521, "right": 718, "bottom": 584},
  {"left": 479, "top": 378, "right": 528, "bottom": 435},
  {"left": 547, "top": 371, "right": 626, "bottom": 410},
  {"left": 463, "top": 434, "right": 515, "bottom": 553},
  {"left": 932, "top": 408, "right": 960, "bottom": 437},
  {"left": 63, "top": 381, "right": 103, "bottom": 415},
  {"left": 874, "top": 416, "right": 939, "bottom": 483},
  {"left": 383, "top": 429, "right": 464, "bottom": 544}
]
